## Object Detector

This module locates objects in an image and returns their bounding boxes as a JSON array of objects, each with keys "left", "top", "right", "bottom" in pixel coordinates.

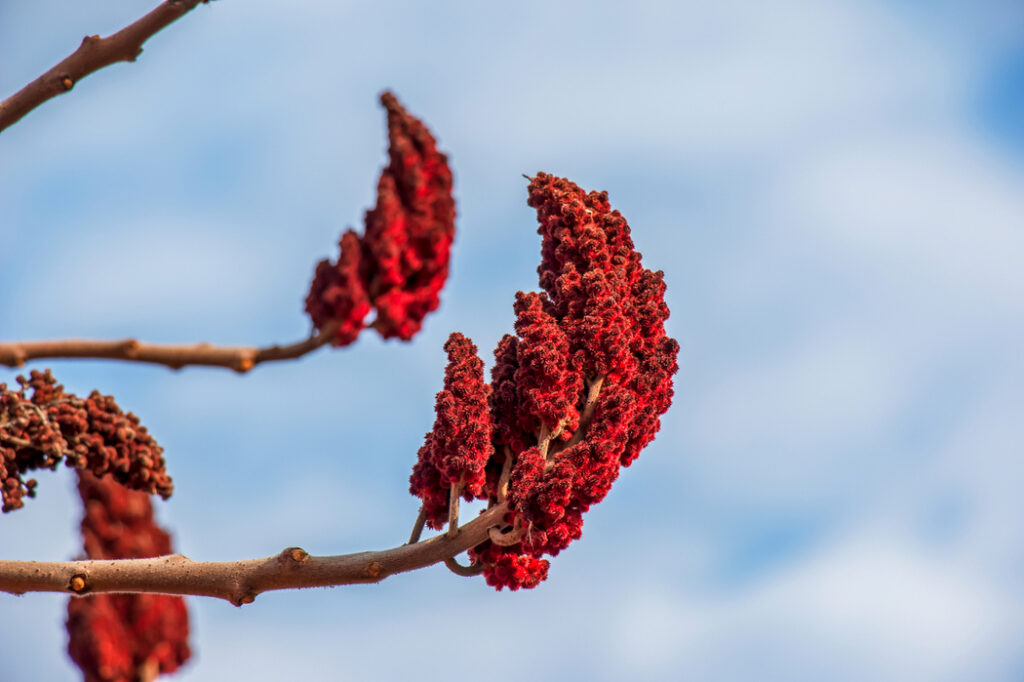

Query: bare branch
[
  {"left": 0, "top": 503, "right": 508, "bottom": 604},
  {"left": 0, "top": 0, "right": 209, "bottom": 134},
  {"left": 0, "top": 321, "right": 339, "bottom": 373}
]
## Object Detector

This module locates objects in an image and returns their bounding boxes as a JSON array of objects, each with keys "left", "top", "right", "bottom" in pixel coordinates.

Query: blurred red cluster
[
  {"left": 306, "top": 91, "right": 455, "bottom": 345},
  {"left": 66, "top": 471, "right": 190, "bottom": 682}
]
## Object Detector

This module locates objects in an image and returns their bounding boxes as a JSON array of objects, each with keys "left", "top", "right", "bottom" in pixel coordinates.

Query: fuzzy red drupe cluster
[
  {"left": 410, "top": 173, "right": 679, "bottom": 590},
  {"left": 66, "top": 471, "right": 191, "bottom": 682},
  {"left": 306, "top": 92, "right": 455, "bottom": 345},
  {"left": 409, "top": 333, "right": 492, "bottom": 529},
  {"left": 0, "top": 370, "right": 172, "bottom": 513}
]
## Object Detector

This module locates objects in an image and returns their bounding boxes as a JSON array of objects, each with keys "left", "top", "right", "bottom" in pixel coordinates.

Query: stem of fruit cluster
[
  {"left": 0, "top": 503, "right": 510, "bottom": 605},
  {"left": 0, "top": 321, "right": 340, "bottom": 373}
]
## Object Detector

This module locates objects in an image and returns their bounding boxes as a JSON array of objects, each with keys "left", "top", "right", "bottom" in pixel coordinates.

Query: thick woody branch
[
  {"left": 0, "top": 503, "right": 508, "bottom": 605},
  {"left": 0, "top": 0, "right": 209, "bottom": 133},
  {"left": 0, "top": 321, "right": 339, "bottom": 373}
]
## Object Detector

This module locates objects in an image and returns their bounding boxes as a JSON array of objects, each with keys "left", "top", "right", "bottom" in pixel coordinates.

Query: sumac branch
[{"left": 0, "top": 4, "right": 678, "bottom": 681}]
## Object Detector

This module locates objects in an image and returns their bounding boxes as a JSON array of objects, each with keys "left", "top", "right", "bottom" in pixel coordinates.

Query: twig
[
  {"left": 538, "top": 422, "right": 565, "bottom": 462},
  {"left": 565, "top": 374, "right": 605, "bottom": 448},
  {"left": 488, "top": 516, "right": 526, "bottom": 547},
  {"left": 0, "top": 321, "right": 339, "bottom": 373},
  {"left": 139, "top": 658, "right": 159, "bottom": 682},
  {"left": 496, "top": 446, "right": 513, "bottom": 503},
  {"left": 0, "top": 503, "right": 509, "bottom": 605},
  {"left": 446, "top": 480, "right": 461, "bottom": 539},
  {"left": 0, "top": 434, "right": 32, "bottom": 449},
  {"left": 537, "top": 424, "right": 552, "bottom": 461},
  {"left": 443, "top": 556, "right": 483, "bottom": 577},
  {"left": 0, "top": 0, "right": 209, "bottom": 134},
  {"left": 407, "top": 506, "right": 427, "bottom": 545}
]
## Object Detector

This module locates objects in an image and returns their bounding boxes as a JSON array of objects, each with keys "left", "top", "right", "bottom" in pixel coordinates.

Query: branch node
[
  {"left": 233, "top": 591, "right": 256, "bottom": 607},
  {"left": 68, "top": 573, "right": 89, "bottom": 594},
  {"left": 61, "top": 77, "right": 74, "bottom": 91},
  {"left": 280, "top": 547, "right": 309, "bottom": 564},
  {"left": 488, "top": 517, "right": 526, "bottom": 547},
  {"left": 365, "top": 561, "right": 382, "bottom": 579}
]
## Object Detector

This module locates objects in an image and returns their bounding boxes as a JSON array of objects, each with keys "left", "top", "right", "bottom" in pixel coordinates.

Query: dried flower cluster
[
  {"left": 0, "top": 370, "right": 172, "bottom": 513},
  {"left": 306, "top": 91, "right": 455, "bottom": 345},
  {"left": 411, "top": 173, "right": 679, "bottom": 589},
  {"left": 67, "top": 470, "right": 191, "bottom": 682}
]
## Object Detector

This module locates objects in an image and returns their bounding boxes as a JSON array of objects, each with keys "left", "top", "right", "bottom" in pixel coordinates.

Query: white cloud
[
  {"left": 604, "top": 532, "right": 1014, "bottom": 682},
  {"left": 9, "top": 214, "right": 305, "bottom": 336},
  {"left": 776, "top": 132, "right": 1024, "bottom": 312}
]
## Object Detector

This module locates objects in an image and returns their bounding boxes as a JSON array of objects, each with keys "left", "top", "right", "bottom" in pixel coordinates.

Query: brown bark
[
  {"left": 0, "top": 0, "right": 208, "bottom": 133},
  {"left": 0, "top": 321, "right": 339, "bottom": 372},
  {"left": 0, "top": 503, "right": 508, "bottom": 605}
]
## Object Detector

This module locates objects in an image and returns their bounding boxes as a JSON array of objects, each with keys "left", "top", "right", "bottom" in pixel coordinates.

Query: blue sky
[{"left": 2, "top": 1, "right": 1023, "bottom": 680}]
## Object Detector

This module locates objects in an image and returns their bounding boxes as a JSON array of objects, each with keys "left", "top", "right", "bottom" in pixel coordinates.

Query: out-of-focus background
[{"left": 2, "top": 1, "right": 1022, "bottom": 680}]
